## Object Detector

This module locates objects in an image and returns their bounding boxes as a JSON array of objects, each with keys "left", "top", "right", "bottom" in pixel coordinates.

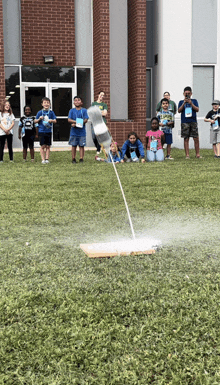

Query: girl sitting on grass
[
  {"left": 95, "top": 142, "right": 122, "bottom": 163},
  {"left": 121, "top": 132, "right": 145, "bottom": 163},
  {"left": 146, "top": 117, "right": 165, "bottom": 162}
]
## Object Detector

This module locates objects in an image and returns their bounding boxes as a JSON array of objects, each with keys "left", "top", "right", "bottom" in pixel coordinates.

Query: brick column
[
  {"left": 93, "top": 0, "right": 110, "bottom": 121},
  {"left": 0, "top": 2, "right": 5, "bottom": 101},
  {"left": 128, "top": 0, "right": 146, "bottom": 129}
]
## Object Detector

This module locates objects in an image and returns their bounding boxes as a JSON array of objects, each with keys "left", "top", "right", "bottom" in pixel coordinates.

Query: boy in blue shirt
[
  {"left": 157, "top": 98, "right": 174, "bottom": 159},
  {"left": 178, "top": 86, "right": 201, "bottom": 159},
  {"left": 68, "top": 96, "right": 89, "bottom": 163},
  {"left": 35, "top": 97, "right": 57, "bottom": 164}
]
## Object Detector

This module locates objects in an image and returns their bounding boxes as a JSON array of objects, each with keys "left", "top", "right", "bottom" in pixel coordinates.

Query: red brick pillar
[
  {"left": 0, "top": 2, "right": 5, "bottom": 101},
  {"left": 128, "top": 0, "right": 146, "bottom": 131},
  {"left": 93, "top": 0, "right": 110, "bottom": 121}
]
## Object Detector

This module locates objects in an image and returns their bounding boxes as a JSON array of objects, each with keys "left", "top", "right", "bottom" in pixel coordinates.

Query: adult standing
[
  {"left": 178, "top": 86, "right": 201, "bottom": 159},
  {"left": 91, "top": 91, "right": 108, "bottom": 154},
  {"left": 156, "top": 91, "right": 177, "bottom": 115}
]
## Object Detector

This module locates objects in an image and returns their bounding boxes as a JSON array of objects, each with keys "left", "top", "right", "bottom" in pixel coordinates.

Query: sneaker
[
  {"left": 96, "top": 151, "right": 100, "bottom": 155},
  {"left": 42, "top": 160, "right": 46, "bottom": 164},
  {"left": 72, "top": 159, "right": 77, "bottom": 164},
  {"left": 45, "top": 159, "right": 49, "bottom": 164},
  {"left": 186, "top": 156, "right": 190, "bottom": 159},
  {"left": 31, "top": 159, "right": 35, "bottom": 162},
  {"left": 79, "top": 158, "right": 84, "bottom": 163},
  {"left": 214, "top": 155, "right": 218, "bottom": 158},
  {"left": 95, "top": 156, "right": 101, "bottom": 161},
  {"left": 126, "top": 158, "right": 132, "bottom": 163},
  {"left": 165, "top": 155, "right": 174, "bottom": 160}
]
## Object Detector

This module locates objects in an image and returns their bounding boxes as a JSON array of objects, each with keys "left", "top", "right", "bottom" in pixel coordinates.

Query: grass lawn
[{"left": 1, "top": 148, "right": 220, "bottom": 384}]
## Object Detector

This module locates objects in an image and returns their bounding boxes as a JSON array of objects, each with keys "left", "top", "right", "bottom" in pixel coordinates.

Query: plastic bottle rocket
[{"left": 87, "top": 106, "right": 112, "bottom": 153}]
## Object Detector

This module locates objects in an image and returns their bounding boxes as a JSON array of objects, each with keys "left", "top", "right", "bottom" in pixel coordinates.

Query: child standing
[
  {"left": 146, "top": 117, "right": 165, "bottom": 162},
  {"left": 95, "top": 142, "right": 122, "bottom": 163},
  {"left": 157, "top": 98, "right": 174, "bottom": 159},
  {"left": 68, "top": 96, "right": 89, "bottom": 163},
  {"left": 19, "top": 106, "right": 38, "bottom": 162},
  {"left": 0, "top": 100, "right": 15, "bottom": 162},
  {"left": 204, "top": 100, "right": 220, "bottom": 158},
  {"left": 34, "top": 97, "right": 57, "bottom": 164},
  {"left": 121, "top": 132, "right": 145, "bottom": 163}
]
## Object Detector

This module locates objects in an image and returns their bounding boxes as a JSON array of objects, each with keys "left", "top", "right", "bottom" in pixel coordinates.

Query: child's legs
[
  {"left": 216, "top": 143, "right": 220, "bottom": 156},
  {"left": 22, "top": 136, "right": 28, "bottom": 159},
  {"left": 28, "top": 135, "right": 35, "bottom": 159},
  {"left": 193, "top": 137, "right": 200, "bottom": 157},
  {"left": 213, "top": 144, "right": 217, "bottom": 155},
  {"left": 165, "top": 133, "right": 172, "bottom": 156},
  {"left": 40, "top": 145, "right": 46, "bottom": 160},
  {"left": 155, "top": 149, "right": 164, "bottom": 162},
  {"left": 79, "top": 146, "right": 85, "bottom": 159},
  {"left": 0, "top": 135, "right": 6, "bottom": 161},
  {"left": 71, "top": 146, "right": 77, "bottom": 159},
  {"left": 147, "top": 150, "right": 156, "bottom": 162},
  {"left": 79, "top": 136, "right": 86, "bottom": 159},
  {"left": 184, "top": 137, "right": 189, "bottom": 157},
  {"left": 6, "top": 134, "right": 13, "bottom": 160},
  {"left": 45, "top": 145, "right": 50, "bottom": 160}
]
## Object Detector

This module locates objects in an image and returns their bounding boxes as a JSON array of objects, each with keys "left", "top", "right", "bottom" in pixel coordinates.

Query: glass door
[
  {"left": 49, "top": 84, "right": 76, "bottom": 145},
  {"left": 21, "top": 82, "right": 76, "bottom": 146}
]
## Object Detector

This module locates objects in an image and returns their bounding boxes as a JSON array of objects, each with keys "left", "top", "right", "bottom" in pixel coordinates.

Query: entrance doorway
[{"left": 21, "top": 82, "right": 76, "bottom": 146}]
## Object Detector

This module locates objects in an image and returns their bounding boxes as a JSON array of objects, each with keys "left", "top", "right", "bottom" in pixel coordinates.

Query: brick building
[{"left": 1, "top": 0, "right": 220, "bottom": 149}]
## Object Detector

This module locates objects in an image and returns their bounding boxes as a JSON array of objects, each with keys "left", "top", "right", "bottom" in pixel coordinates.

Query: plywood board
[{"left": 80, "top": 242, "right": 156, "bottom": 258}]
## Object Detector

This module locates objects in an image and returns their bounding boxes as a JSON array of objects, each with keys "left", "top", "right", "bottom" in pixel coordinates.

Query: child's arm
[
  {"left": 6, "top": 120, "right": 15, "bottom": 134},
  {"left": 137, "top": 140, "right": 145, "bottom": 163},
  {"left": 68, "top": 118, "right": 76, "bottom": 127},
  {"left": 18, "top": 123, "right": 22, "bottom": 139},
  {"left": 34, "top": 112, "right": 43, "bottom": 124},
  {"left": 204, "top": 117, "right": 215, "bottom": 124}
]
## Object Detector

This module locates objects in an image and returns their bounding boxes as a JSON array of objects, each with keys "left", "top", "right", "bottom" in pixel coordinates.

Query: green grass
[{"left": 1, "top": 148, "right": 220, "bottom": 384}]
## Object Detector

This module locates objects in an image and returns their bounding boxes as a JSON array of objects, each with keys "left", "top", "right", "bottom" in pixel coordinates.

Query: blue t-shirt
[
  {"left": 68, "top": 108, "right": 89, "bottom": 137},
  {"left": 178, "top": 99, "right": 199, "bottom": 123},
  {"left": 36, "top": 109, "right": 57, "bottom": 133}
]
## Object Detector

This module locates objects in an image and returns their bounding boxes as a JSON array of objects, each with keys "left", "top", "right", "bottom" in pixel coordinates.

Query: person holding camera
[{"left": 178, "top": 86, "right": 201, "bottom": 159}]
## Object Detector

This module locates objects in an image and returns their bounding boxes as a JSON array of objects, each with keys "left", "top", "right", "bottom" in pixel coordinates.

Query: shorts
[
  {"left": 22, "top": 131, "right": 34, "bottom": 149},
  {"left": 210, "top": 128, "right": 220, "bottom": 144},
  {"left": 181, "top": 122, "right": 198, "bottom": 138},
  {"left": 164, "top": 133, "right": 173, "bottom": 145},
  {"left": 39, "top": 132, "right": 52, "bottom": 146},
  {"left": 69, "top": 135, "right": 86, "bottom": 147}
]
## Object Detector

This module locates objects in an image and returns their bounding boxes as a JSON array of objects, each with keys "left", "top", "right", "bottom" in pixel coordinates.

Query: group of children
[{"left": 0, "top": 90, "right": 220, "bottom": 164}]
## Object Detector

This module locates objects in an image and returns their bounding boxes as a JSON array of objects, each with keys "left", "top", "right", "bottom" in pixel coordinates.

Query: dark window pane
[
  {"left": 25, "top": 87, "right": 46, "bottom": 116},
  {"left": 52, "top": 87, "right": 72, "bottom": 116},
  {"left": 5, "top": 66, "right": 20, "bottom": 118},
  {"left": 77, "top": 68, "right": 91, "bottom": 108},
  {"left": 53, "top": 118, "right": 70, "bottom": 141},
  {"left": 22, "top": 66, "right": 75, "bottom": 83}
]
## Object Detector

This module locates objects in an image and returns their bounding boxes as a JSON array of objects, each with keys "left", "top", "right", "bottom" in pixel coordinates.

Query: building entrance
[{"left": 21, "top": 82, "right": 76, "bottom": 146}]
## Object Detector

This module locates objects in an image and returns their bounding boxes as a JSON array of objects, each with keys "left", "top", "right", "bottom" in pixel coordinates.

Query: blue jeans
[{"left": 147, "top": 149, "right": 164, "bottom": 162}]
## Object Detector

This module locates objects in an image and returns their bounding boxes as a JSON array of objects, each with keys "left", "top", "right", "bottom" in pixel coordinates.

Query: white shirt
[{"left": 0, "top": 112, "right": 15, "bottom": 136}]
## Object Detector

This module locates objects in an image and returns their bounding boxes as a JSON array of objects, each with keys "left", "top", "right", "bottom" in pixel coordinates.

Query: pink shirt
[{"left": 146, "top": 130, "right": 164, "bottom": 150}]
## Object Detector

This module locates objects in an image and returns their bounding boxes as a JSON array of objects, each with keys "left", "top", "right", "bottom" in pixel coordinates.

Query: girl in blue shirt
[{"left": 121, "top": 132, "right": 145, "bottom": 163}]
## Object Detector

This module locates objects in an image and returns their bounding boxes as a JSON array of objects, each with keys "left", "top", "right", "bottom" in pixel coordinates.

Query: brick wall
[
  {"left": 93, "top": 0, "right": 147, "bottom": 147},
  {"left": 128, "top": 0, "right": 146, "bottom": 127},
  {"left": 21, "top": 0, "right": 75, "bottom": 66},
  {"left": 0, "top": 2, "right": 5, "bottom": 101}
]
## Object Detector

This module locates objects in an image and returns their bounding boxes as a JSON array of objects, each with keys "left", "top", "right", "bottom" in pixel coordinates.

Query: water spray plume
[{"left": 81, "top": 107, "right": 160, "bottom": 257}]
